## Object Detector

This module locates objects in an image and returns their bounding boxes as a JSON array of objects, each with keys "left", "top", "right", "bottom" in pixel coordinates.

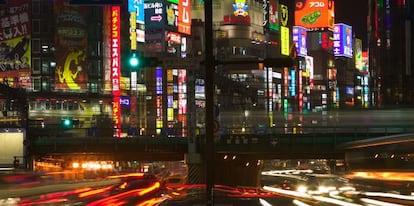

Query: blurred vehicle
[
  {"left": 162, "top": 175, "right": 187, "bottom": 188},
  {"left": 160, "top": 184, "right": 326, "bottom": 205}
]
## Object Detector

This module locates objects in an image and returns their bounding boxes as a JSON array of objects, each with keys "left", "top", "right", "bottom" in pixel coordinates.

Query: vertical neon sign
[
  {"left": 156, "top": 68, "right": 163, "bottom": 134},
  {"left": 111, "top": 6, "right": 121, "bottom": 137}
]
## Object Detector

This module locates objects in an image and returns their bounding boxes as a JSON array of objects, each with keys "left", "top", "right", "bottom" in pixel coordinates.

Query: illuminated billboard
[
  {"left": 333, "top": 23, "right": 352, "bottom": 58},
  {"left": 128, "top": 0, "right": 145, "bottom": 24},
  {"left": 295, "top": 0, "right": 335, "bottom": 30},
  {"left": 128, "top": 0, "right": 145, "bottom": 43},
  {"left": 305, "top": 56, "right": 314, "bottom": 84},
  {"left": 0, "top": 0, "right": 31, "bottom": 89},
  {"left": 103, "top": 6, "right": 112, "bottom": 92},
  {"left": 156, "top": 68, "right": 163, "bottom": 134},
  {"left": 145, "top": 0, "right": 165, "bottom": 29},
  {"left": 269, "top": 0, "right": 279, "bottom": 31},
  {"left": 54, "top": 0, "right": 88, "bottom": 91},
  {"left": 111, "top": 6, "right": 121, "bottom": 137},
  {"left": 354, "top": 38, "right": 363, "bottom": 71},
  {"left": 233, "top": 0, "right": 249, "bottom": 17},
  {"left": 281, "top": 26, "right": 290, "bottom": 56},
  {"left": 166, "top": 31, "right": 181, "bottom": 55},
  {"left": 292, "top": 26, "right": 307, "bottom": 57},
  {"left": 362, "top": 51, "right": 369, "bottom": 74},
  {"left": 280, "top": 3, "right": 290, "bottom": 56},
  {"left": 165, "top": 1, "right": 179, "bottom": 31},
  {"left": 178, "top": 0, "right": 191, "bottom": 35}
]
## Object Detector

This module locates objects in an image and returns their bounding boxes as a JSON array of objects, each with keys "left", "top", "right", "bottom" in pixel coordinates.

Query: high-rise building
[{"left": 368, "top": 0, "right": 413, "bottom": 106}]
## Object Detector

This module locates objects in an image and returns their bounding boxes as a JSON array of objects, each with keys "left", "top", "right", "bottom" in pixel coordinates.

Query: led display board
[
  {"left": 295, "top": 0, "right": 335, "bottom": 30},
  {"left": 292, "top": 26, "right": 307, "bottom": 57},
  {"left": 333, "top": 23, "right": 352, "bottom": 58}
]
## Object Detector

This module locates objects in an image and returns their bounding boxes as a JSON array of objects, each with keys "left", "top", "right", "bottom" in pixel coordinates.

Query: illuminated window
[{"left": 32, "top": 77, "right": 41, "bottom": 92}]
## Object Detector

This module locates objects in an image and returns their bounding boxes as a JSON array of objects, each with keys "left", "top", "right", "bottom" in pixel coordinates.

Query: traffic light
[
  {"left": 61, "top": 118, "right": 73, "bottom": 129},
  {"left": 129, "top": 53, "right": 139, "bottom": 68},
  {"left": 128, "top": 53, "right": 161, "bottom": 69}
]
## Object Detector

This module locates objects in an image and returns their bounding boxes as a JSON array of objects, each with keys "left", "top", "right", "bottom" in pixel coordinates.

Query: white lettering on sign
[
  {"left": 262, "top": 0, "right": 268, "bottom": 27},
  {"left": 168, "top": 32, "right": 181, "bottom": 44},
  {"left": 309, "top": 1, "right": 325, "bottom": 7},
  {"left": 182, "top": 0, "right": 189, "bottom": 23},
  {"left": 144, "top": 2, "right": 163, "bottom": 9}
]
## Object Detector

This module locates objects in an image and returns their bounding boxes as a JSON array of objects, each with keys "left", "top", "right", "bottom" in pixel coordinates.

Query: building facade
[{"left": 368, "top": 0, "right": 413, "bottom": 106}]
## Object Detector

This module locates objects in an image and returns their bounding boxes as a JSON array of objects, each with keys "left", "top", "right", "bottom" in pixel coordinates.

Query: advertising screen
[
  {"left": 354, "top": 38, "right": 363, "bottom": 71},
  {"left": 54, "top": 0, "right": 88, "bottom": 91},
  {"left": 111, "top": 6, "right": 121, "bottom": 137},
  {"left": 281, "top": 26, "right": 290, "bottom": 56},
  {"left": 295, "top": 0, "right": 335, "bottom": 30},
  {"left": 145, "top": 0, "right": 165, "bottom": 29},
  {"left": 268, "top": 0, "right": 279, "bottom": 31},
  {"left": 129, "top": 0, "right": 145, "bottom": 44},
  {"left": 165, "top": 1, "right": 178, "bottom": 32},
  {"left": 178, "top": 0, "right": 191, "bottom": 35},
  {"left": 0, "top": 0, "right": 31, "bottom": 89},
  {"left": 292, "top": 26, "right": 307, "bottom": 57},
  {"left": 333, "top": 23, "right": 352, "bottom": 58},
  {"left": 128, "top": 0, "right": 145, "bottom": 24}
]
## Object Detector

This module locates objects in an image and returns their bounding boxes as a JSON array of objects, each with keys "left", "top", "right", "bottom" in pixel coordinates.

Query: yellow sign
[{"left": 281, "top": 26, "right": 290, "bottom": 56}]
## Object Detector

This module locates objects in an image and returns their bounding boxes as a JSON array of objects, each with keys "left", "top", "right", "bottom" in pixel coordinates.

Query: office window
[
  {"left": 32, "top": 39, "right": 40, "bottom": 53},
  {"left": 32, "top": 20, "right": 40, "bottom": 34},
  {"left": 32, "top": 58, "right": 41, "bottom": 74},
  {"left": 41, "top": 60, "right": 49, "bottom": 74},
  {"left": 41, "top": 77, "right": 50, "bottom": 91},
  {"left": 32, "top": 0, "right": 40, "bottom": 15},
  {"left": 32, "top": 77, "right": 41, "bottom": 92}
]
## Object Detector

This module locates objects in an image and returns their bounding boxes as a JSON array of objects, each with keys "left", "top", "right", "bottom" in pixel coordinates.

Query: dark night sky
[{"left": 334, "top": 0, "right": 368, "bottom": 40}]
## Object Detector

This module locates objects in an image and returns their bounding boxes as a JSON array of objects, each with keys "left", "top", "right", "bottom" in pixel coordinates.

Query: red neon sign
[{"left": 111, "top": 6, "right": 121, "bottom": 137}]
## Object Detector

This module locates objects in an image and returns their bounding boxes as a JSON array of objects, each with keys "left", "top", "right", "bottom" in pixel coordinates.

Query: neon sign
[
  {"left": 333, "top": 23, "right": 353, "bottom": 58},
  {"left": 111, "top": 6, "right": 121, "bottom": 137}
]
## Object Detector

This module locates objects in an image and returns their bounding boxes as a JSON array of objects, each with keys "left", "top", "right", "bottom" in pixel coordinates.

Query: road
[{"left": 1, "top": 170, "right": 413, "bottom": 205}]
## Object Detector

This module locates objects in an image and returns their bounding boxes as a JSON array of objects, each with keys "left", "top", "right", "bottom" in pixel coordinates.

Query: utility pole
[{"left": 204, "top": 0, "right": 214, "bottom": 205}]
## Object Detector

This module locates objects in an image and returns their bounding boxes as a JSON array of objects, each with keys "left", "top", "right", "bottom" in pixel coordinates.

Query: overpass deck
[{"left": 28, "top": 129, "right": 409, "bottom": 161}]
